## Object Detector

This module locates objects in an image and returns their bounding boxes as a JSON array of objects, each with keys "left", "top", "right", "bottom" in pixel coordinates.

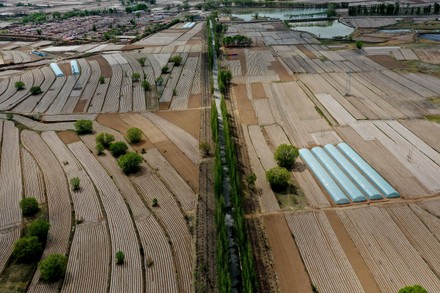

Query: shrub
[
  {"left": 99, "top": 76, "right": 105, "bottom": 84},
  {"left": 161, "top": 65, "right": 169, "bottom": 74},
  {"left": 126, "top": 127, "right": 142, "bottom": 144},
  {"left": 96, "top": 143, "right": 105, "bottom": 155},
  {"left": 172, "top": 88, "right": 177, "bottom": 96},
  {"left": 155, "top": 76, "right": 163, "bottom": 86},
  {"left": 38, "top": 254, "right": 68, "bottom": 282},
  {"left": 274, "top": 144, "right": 299, "bottom": 170},
  {"left": 96, "top": 132, "right": 115, "bottom": 148},
  {"left": 118, "top": 152, "right": 142, "bottom": 174},
  {"left": 199, "top": 141, "right": 211, "bottom": 156},
  {"left": 110, "top": 141, "right": 128, "bottom": 157},
  {"left": 20, "top": 197, "right": 39, "bottom": 216},
  {"left": 30, "top": 86, "right": 42, "bottom": 95},
  {"left": 15, "top": 81, "right": 25, "bottom": 90},
  {"left": 70, "top": 177, "right": 80, "bottom": 191},
  {"left": 266, "top": 166, "right": 291, "bottom": 191},
  {"left": 142, "top": 80, "right": 150, "bottom": 91},
  {"left": 246, "top": 172, "right": 257, "bottom": 187},
  {"left": 170, "top": 55, "right": 182, "bottom": 66},
  {"left": 27, "top": 219, "right": 50, "bottom": 243},
  {"left": 116, "top": 251, "right": 125, "bottom": 264},
  {"left": 131, "top": 72, "right": 140, "bottom": 82},
  {"left": 398, "top": 285, "right": 428, "bottom": 293},
  {"left": 138, "top": 57, "right": 146, "bottom": 66},
  {"left": 6, "top": 113, "right": 14, "bottom": 120},
  {"left": 12, "top": 236, "right": 43, "bottom": 263},
  {"left": 74, "top": 120, "right": 93, "bottom": 135},
  {"left": 152, "top": 198, "right": 158, "bottom": 207},
  {"left": 355, "top": 40, "right": 363, "bottom": 49}
]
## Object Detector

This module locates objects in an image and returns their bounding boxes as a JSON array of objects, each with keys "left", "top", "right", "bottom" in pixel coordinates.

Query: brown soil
[
  {"left": 296, "top": 45, "right": 316, "bottom": 59},
  {"left": 263, "top": 214, "right": 313, "bottom": 293},
  {"left": 324, "top": 210, "right": 381, "bottom": 293},
  {"left": 236, "top": 49, "right": 247, "bottom": 76},
  {"left": 188, "top": 52, "right": 199, "bottom": 58},
  {"left": 269, "top": 59, "right": 294, "bottom": 81},
  {"left": 187, "top": 39, "right": 200, "bottom": 45},
  {"left": 57, "top": 130, "right": 80, "bottom": 144},
  {"left": 59, "top": 62, "right": 72, "bottom": 76},
  {"left": 159, "top": 102, "right": 170, "bottom": 110},
  {"left": 188, "top": 94, "right": 201, "bottom": 109},
  {"left": 272, "top": 22, "right": 288, "bottom": 31},
  {"left": 97, "top": 113, "right": 155, "bottom": 151},
  {"left": 87, "top": 55, "right": 112, "bottom": 78},
  {"left": 121, "top": 45, "right": 144, "bottom": 51},
  {"left": 73, "top": 99, "right": 87, "bottom": 113},
  {"left": 155, "top": 109, "right": 200, "bottom": 139},
  {"left": 250, "top": 83, "right": 267, "bottom": 99},
  {"left": 232, "top": 84, "right": 257, "bottom": 125},
  {"left": 366, "top": 55, "right": 406, "bottom": 70}
]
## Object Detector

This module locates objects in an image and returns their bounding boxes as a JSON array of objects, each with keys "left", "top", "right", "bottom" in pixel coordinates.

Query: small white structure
[
  {"left": 70, "top": 60, "right": 80, "bottom": 75},
  {"left": 50, "top": 63, "right": 64, "bottom": 77}
]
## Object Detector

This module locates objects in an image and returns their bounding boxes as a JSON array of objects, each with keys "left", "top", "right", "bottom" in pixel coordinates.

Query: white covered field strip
[
  {"left": 120, "top": 62, "right": 133, "bottom": 112},
  {"left": 0, "top": 114, "right": 73, "bottom": 131},
  {"left": 144, "top": 148, "right": 196, "bottom": 212},
  {"left": 403, "top": 73, "right": 440, "bottom": 94},
  {"left": 102, "top": 54, "right": 123, "bottom": 112},
  {"left": 170, "top": 57, "right": 199, "bottom": 110},
  {"left": 350, "top": 120, "right": 440, "bottom": 193},
  {"left": 285, "top": 212, "right": 364, "bottom": 292},
  {"left": 0, "top": 70, "right": 34, "bottom": 110},
  {"left": 242, "top": 125, "right": 280, "bottom": 212},
  {"left": 264, "top": 124, "right": 290, "bottom": 147},
  {"left": 253, "top": 99, "right": 275, "bottom": 125},
  {"left": 0, "top": 76, "right": 18, "bottom": 104},
  {"left": 144, "top": 112, "right": 199, "bottom": 164},
  {"left": 87, "top": 77, "right": 110, "bottom": 113},
  {"left": 0, "top": 79, "right": 9, "bottom": 97},
  {"left": 248, "top": 125, "right": 277, "bottom": 171},
  {"left": 133, "top": 173, "right": 193, "bottom": 293},
  {"left": 79, "top": 60, "right": 100, "bottom": 111},
  {"left": 315, "top": 93, "right": 356, "bottom": 125},
  {"left": 387, "top": 204, "right": 440, "bottom": 276},
  {"left": 33, "top": 76, "right": 66, "bottom": 113},
  {"left": 337, "top": 206, "right": 440, "bottom": 293},
  {"left": 79, "top": 134, "right": 179, "bottom": 293},
  {"left": 21, "top": 130, "right": 71, "bottom": 293},
  {"left": 21, "top": 148, "right": 45, "bottom": 203},
  {"left": 41, "top": 113, "right": 97, "bottom": 122},
  {"left": 0, "top": 121, "right": 22, "bottom": 227},
  {"left": 61, "top": 59, "right": 92, "bottom": 113},
  {"left": 68, "top": 141, "right": 143, "bottom": 293},
  {"left": 124, "top": 53, "right": 146, "bottom": 111},
  {"left": 46, "top": 75, "right": 77, "bottom": 114}
]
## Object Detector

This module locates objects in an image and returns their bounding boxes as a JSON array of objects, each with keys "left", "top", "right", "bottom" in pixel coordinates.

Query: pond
[
  {"left": 231, "top": 8, "right": 327, "bottom": 21},
  {"left": 290, "top": 20, "right": 354, "bottom": 39}
]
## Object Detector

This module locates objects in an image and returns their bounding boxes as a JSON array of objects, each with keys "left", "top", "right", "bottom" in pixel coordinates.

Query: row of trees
[
  {"left": 15, "top": 81, "right": 42, "bottom": 95},
  {"left": 223, "top": 35, "right": 253, "bottom": 47},
  {"left": 348, "top": 3, "right": 440, "bottom": 16}
]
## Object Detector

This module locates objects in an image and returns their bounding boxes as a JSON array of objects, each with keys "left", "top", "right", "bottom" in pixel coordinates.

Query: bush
[
  {"left": 246, "top": 172, "right": 257, "bottom": 187},
  {"left": 96, "top": 143, "right": 105, "bottom": 155},
  {"left": 99, "top": 76, "right": 105, "bottom": 84},
  {"left": 30, "top": 86, "right": 42, "bottom": 95},
  {"left": 274, "top": 144, "right": 299, "bottom": 170},
  {"left": 27, "top": 219, "right": 50, "bottom": 243},
  {"left": 110, "top": 141, "right": 128, "bottom": 157},
  {"left": 96, "top": 132, "right": 115, "bottom": 148},
  {"left": 6, "top": 113, "right": 14, "bottom": 120},
  {"left": 161, "top": 65, "right": 169, "bottom": 74},
  {"left": 356, "top": 40, "right": 363, "bottom": 49},
  {"left": 116, "top": 251, "right": 125, "bottom": 264},
  {"left": 138, "top": 57, "right": 146, "bottom": 66},
  {"left": 38, "top": 254, "right": 68, "bottom": 282},
  {"left": 266, "top": 167, "right": 291, "bottom": 191},
  {"left": 142, "top": 80, "right": 150, "bottom": 91},
  {"left": 74, "top": 120, "right": 93, "bottom": 135},
  {"left": 12, "top": 236, "right": 42, "bottom": 263},
  {"left": 70, "top": 177, "right": 80, "bottom": 191},
  {"left": 152, "top": 198, "right": 158, "bottom": 207},
  {"left": 15, "top": 81, "right": 25, "bottom": 90},
  {"left": 118, "top": 152, "right": 142, "bottom": 174},
  {"left": 398, "top": 285, "right": 428, "bottom": 293},
  {"left": 20, "top": 197, "right": 39, "bottom": 216},
  {"left": 199, "top": 141, "right": 211, "bottom": 157},
  {"left": 131, "top": 72, "right": 140, "bottom": 82},
  {"left": 126, "top": 127, "right": 142, "bottom": 144},
  {"left": 170, "top": 55, "right": 182, "bottom": 66}
]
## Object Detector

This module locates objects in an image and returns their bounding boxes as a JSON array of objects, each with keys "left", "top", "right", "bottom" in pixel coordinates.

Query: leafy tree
[
  {"left": 70, "top": 177, "right": 80, "bottom": 191},
  {"left": 15, "top": 81, "right": 25, "bottom": 90},
  {"left": 12, "top": 236, "right": 42, "bottom": 263},
  {"left": 155, "top": 76, "right": 163, "bottom": 86},
  {"left": 38, "top": 254, "right": 68, "bottom": 282},
  {"left": 118, "top": 152, "right": 142, "bottom": 174},
  {"left": 110, "top": 141, "right": 128, "bottom": 157},
  {"left": 30, "top": 86, "right": 42, "bottom": 95},
  {"left": 152, "top": 198, "right": 158, "bottom": 207},
  {"left": 161, "top": 65, "right": 169, "bottom": 74},
  {"left": 116, "top": 251, "right": 125, "bottom": 264},
  {"left": 266, "top": 166, "right": 291, "bottom": 191},
  {"left": 74, "top": 120, "right": 93, "bottom": 135},
  {"left": 96, "top": 132, "right": 115, "bottom": 148},
  {"left": 27, "top": 219, "right": 50, "bottom": 243},
  {"left": 170, "top": 55, "right": 182, "bottom": 66},
  {"left": 142, "top": 80, "right": 150, "bottom": 91},
  {"left": 20, "top": 197, "right": 39, "bottom": 216},
  {"left": 126, "top": 127, "right": 142, "bottom": 144},
  {"left": 99, "top": 76, "right": 105, "bottom": 84},
  {"left": 246, "top": 172, "right": 256, "bottom": 187},
  {"left": 398, "top": 285, "right": 428, "bottom": 293},
  {"left": 6, "top": 113, "right": 14, "bottom": 120},
  {"left": 92, "top": 24, "right": 97, "bottom": 31},
  {"left": 131, "top": 72, "right": 140, "bottom": 82},
  {"left": 355, "top": 40, "right": 363, "bottom": 49},
  {"left": 96, "top": 143, "right": 105, "bottom": 155},
  {"left": 327, "top": 3, "right": 337, "bottom": 17},
  {"left": 138, "top": 57, "right": 146, "bottom": 66},
  {"left": 274, "top": 144, "right": 299, "bottom": 170}
]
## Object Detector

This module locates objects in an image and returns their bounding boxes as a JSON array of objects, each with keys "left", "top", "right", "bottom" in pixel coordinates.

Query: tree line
[{"left": 348, "top": 3, "right": 440, "bottom": 16}]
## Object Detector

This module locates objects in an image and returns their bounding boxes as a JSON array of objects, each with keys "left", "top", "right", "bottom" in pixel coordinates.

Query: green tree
[
  {"left": 170, "top": 55, "right": 182, "bottom": 66},
  {"left": 39, "top": 254, "right": 68, "bottom": 282},
  {"left": 126, "top": 127, "right": 142, "bottom": 144},
  {"left": 152, "top": 198, "right": 158, "bottom": 207},
  {"left": 274, "top": 144, "right": 299, "bottom": 170},
  {"left": 20, "top": 197, "right": 39, "bottom": 217},
  {"left": 266, "top": 166, "right": 291, "bottom": 191},
  {"left": 74, "top": 120, "right": 93, "bottom": 135},
  {"left": 246, "top": 172, "right": 257, "bottom": 187},
  {"left": 118, "top": 152, "right": 142, "bottom": 174},
  {"left": 30, "top": 86, "right": 42, "bottom": 95},
  {"left": 138, "top": 57, "right": 146, "bottom": 66},
  {"left": 161, "top": 65, "right": 169, "bottom": 74},
  {"left": 355, "top": 40, "right": 363, "bottom": 49},
  {"left": 327, "top": 3, "right": 337, "bottom": 17},
  {"left": 15, "top": 81, "right": 25, "bottom": 90},
  {"left": 12, "top": 236, "right": 42, "bottom": 263},
  {"left": 96, "top": 132, "right": 115, "bottom": 148},
  {"left": 142, "top": 80, "right": 150, "bottom": 91},
  {"left": 110, "top": 141, "right": 128, "bottom": 157},
  {"left": 99, "top": 76, "right": 105, "bottom": 84},
  {"left": 27, "top": 219, "right": 50, "bottom": 243},
  {"left": 92, "top": 24, "right": 97, "bottom": 31},
  {"left": 398, "top": 285, "right": 428, "bottom": 293},
  {"left": 96, "top": 143, "right": 105, "bottom": 155},
  {"left": 70, "top": 177, "right": 80, "bottom": 191},
  {"left": 116, "top": 251, "right": 125, "bottom": 264},
  {"left": 131, "top": 72, "right": 141, "bottom": 82}
]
